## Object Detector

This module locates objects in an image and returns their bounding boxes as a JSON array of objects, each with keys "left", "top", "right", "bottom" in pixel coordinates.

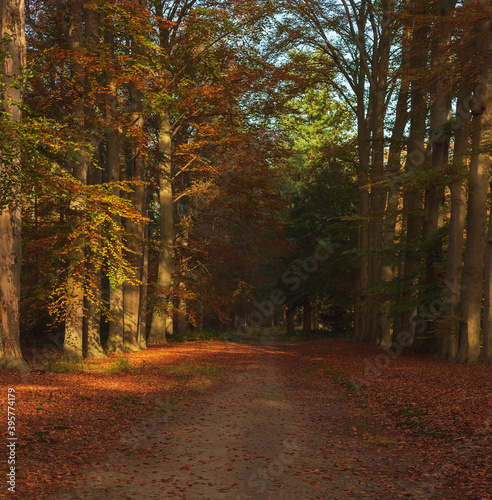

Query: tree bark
[
  {"left": 105, "top": 103, "right": 125, "bottom": 353},
  {"left": 63, "top": 1, "right": 88, "bottom": 361},
  {"left": 138, "top": 200, "right": 149, "bottom": 350},
  {"left": 440, "top": 86, "right": 470, "bottom": 360},
  {"left": 104, "top": 13, "right": 125, "bottom": 353},
  {"left": 367, "top": 0, "right": 393, "bottom": 345},
  {"left": 414, "top": 0, "right": 454, "bottom": 355},
  {"left": 0, "top": 0, "right": 27, "bottom": 371},
  {"left": 399, "top": 18, "right": 427, "bottom": 347},
  {"left": 123, "top": 88, "right": 145, "bottom": 352},
  {"left": 458, "top": 4, "right": 492, "bottom": 363},
  {"left": 481, "top": 192, "right": 492, "bottom": 364},
  {"left": 148, "top": 110, "right": 174, "bottom": 344},
  {"left": 380, "top": 38, "right": 410, "bottom": 346}
]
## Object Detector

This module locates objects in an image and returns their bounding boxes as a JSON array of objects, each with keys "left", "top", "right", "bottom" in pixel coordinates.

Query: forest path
[{"left": 68, "top": 330, "right": 447, "bottom": 500}]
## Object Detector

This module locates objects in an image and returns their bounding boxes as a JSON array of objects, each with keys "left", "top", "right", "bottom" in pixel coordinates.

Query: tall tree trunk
[
  {"left": 0, "top": 0, "right": 27, "bottom": 371},
  {"left": 148, "top": 110, "right": 174, "bottom": 344},
  {"left": 138, "top": 199, "right": 149, "bottom": 350},
  {"left": 456, "top": 111, "right": 490, "bottom": 362},
  {"left": 380, "top": 43, "right": 410, "bottom": 346},
  {"left": 353, "top": 92, "right": 371, "bottom": 342},
  {"left": 399, "top": 19, "right": 427, "bottom": 347},
  {"left": 440, "top": 86, "right": 470, "bottom": 360},
  {"left": 415, "top": 1, "right": 454, "bottom": 355},
  {"left": 457, "top": 4, "right": 492, "bottom": 363},
  {"left": 368, "top": 83, "right": 387, "bottom": 344},
  {"left": 477, "top": 3, "right": 492, "bottom": 365},
  {"left": 64, "top": 2, "right": 88, "bottom": 361},
  {"left": 105, "top": 109, "right": 125, "bottom": 353},
  {"left": 367, "top": 0, "right": 393, "bottom": 344},
  {"left": 81, "top": 0, "right": 106, "bottom": 360},
  {"left": 481, "top": 192, "right": 492, "bottom": 364},
  {"left": 104, "top": 14, "right": 124, "bottom": 352},
  {"left": 123, "top": 89, "right": 145, "bottom": 352}
]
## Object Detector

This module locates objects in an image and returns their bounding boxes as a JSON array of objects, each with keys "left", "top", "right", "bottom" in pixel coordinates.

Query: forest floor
[{"left": 0, "top": 329, "right": 491, "bottom": 499}]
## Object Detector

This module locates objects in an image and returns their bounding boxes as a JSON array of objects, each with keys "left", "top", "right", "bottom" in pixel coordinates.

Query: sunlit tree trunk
[
  {"left": 85, "top": 266, "right": 106, "bottom": 359},
  {"left": 149, "top": 109, "right": 174, "bottom": 344},
  {"left": 80, "top": 0, "right": 106, "bottom": 360},
  {"left": 477, "top": 5, "right": 492, "bottom": 365},
  {"left": 177, "top": 283, "right": 187, "bottom": 333},
  {"left": 105, "top": 109, "right": 125, "bottom": 353},
  {"left": 138, "top": 198, "right": 149, "bottom": 350},
  {"left": 457, "top": 5, "right": 492, "bottom": 363},
  {"left": 64, "top": 2, "right": 88, "bottom": 361},
  {"left": 0, "top": 0, "right": 28, "bottom": 371},
  {"left": 123, "top": 85, "right": 145, "bottom": 352},
  {"left": 104, "top": 5, "right": 125, "bottom": 354}
]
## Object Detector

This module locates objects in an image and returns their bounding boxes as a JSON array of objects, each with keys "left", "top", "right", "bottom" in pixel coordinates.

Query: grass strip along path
[{"left": 1, "top": 329, "right": 490, "bottom": 499}]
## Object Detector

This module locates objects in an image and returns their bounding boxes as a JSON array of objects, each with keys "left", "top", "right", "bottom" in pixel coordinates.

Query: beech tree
[
  {"left": 0, "top": 0, "right": 28, "bottom": 371},
  {"left": 456, "top": 0, "right": 492, "bottom": 363}
]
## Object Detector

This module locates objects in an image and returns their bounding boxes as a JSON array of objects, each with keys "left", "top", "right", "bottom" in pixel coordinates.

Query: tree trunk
[
  {"left": 481, "top": 193, "right": 492, "bottom": 364},
  {"left": 64, "top": 2, "right": 88, "bottom": 361},
  {"left": 103, "top": 0, "right": 125, "bottom": 354},
  {"left": 123, "top": 118, "right": 145, "bottom": 352},
  {"left": 302, "top": 299, "right": 312, "bottom": 332},
  {"left": 457, "top": 5, "right": 492, "bottom": 363},
  {"left": 148, "top": 110, "right": 174, "bottom": 344},
  {"left": 477, "top": 3, "right": 492, "bottom": 365},
  {"left": 353, "top": 93, "right": 371, "bottom": 342},
  {"left": 456, "top": 112, "right": 490, "bottom": 362},
  {"left": 0, "top": 0, "right": 27, "bottom": 371},
  {"left": 312, "top": 298, "right": 320, "bottom": 331},
  {"left": 122, "top": 2, "right": 148, "bottom": 352},
  {"left": 399, "top": 20, "right": 427, "bottom": 347},
  {"left": 138, "top": 203, "right": 149, "bottom": 350},
  {"left": 85, "top": 266, "right": 106, "bottom": 359},
  {"left": 440, "top": 86, "right": 470, "bottom": 360},
  {"left": 177, "top": 283, "right": 187, "bottom": 333},
  {"left": 368, "top": 83, "right": 387, "bottom": 344},
  {"left": 287, "top": 307, "right": 295, "bottom": 334},
  {"left": 415, "top": 1, "right": 454, "bottom": 355},
  {"left": 367, "top": 0, "right": 393, "bottom": 345},
  {"left": 105, "top": 117, "right": 125, "bottom": 353},
  {"left": 380, "top": 42, "right": 410, "bottom": 346}
]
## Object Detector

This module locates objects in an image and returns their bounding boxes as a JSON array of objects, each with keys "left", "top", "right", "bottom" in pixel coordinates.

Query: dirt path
[{"left": 63, "top": 332, "right": 450, "bottom": 500}]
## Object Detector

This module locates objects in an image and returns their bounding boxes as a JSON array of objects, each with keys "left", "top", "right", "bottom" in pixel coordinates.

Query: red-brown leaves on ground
[{"left": 1, "top": 338, "right": 490, "bottom": 499}]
